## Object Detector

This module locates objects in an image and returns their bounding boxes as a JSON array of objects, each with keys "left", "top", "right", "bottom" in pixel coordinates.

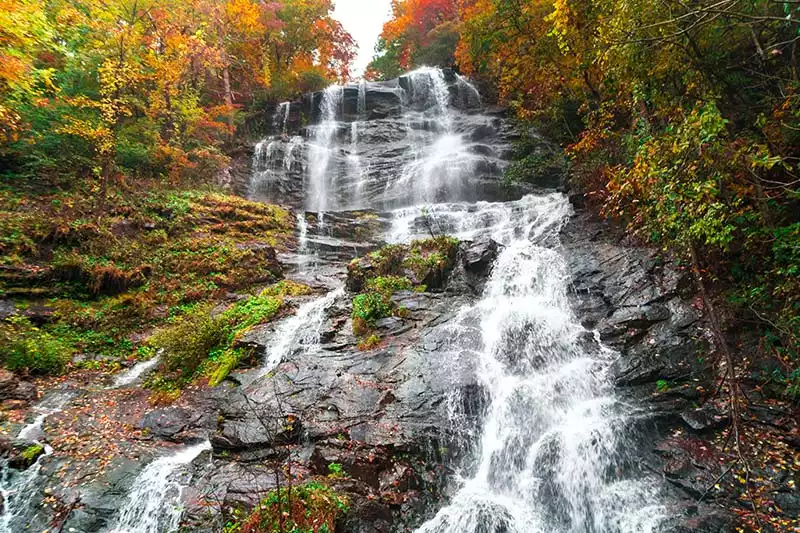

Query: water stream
[
  {"left": 109, "top": 440, "right": 211, "bottom": 533},
  {"left": 0, "top": 391, "right": 71, "bottom": 533},
  {"left": 264, "top": 287, "right": 345, "bottom": 372},
  {"left": 112, "top": 354, "right": 162, "bottom": 388}
]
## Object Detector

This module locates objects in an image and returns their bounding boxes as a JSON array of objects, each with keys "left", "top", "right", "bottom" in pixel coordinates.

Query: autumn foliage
[{"left": 0, "top": 0, "right": 355, "bottom": 187}]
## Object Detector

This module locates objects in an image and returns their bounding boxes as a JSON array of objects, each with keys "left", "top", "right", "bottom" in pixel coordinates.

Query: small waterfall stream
[
  {"left": 109, "top": 440, "right": 211, "bottom": 533},
  {"left": 264, "top": 287, "right": 345, "bottom": 372},
  {"left": 0, "top": 391, "right": 71, "bottom": 533},
  {"left": 112, "top": 355, "right": 162, "bottom": 388}
]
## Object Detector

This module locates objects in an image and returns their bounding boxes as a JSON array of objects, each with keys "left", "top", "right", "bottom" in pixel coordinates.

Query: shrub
[
  {"left": 150, "top": 295, "right": 282, "bottom": 380},
  {"left": 261, "top": 280, "right": 313, "bottom": 297},
  {"left": 357, "top": 334, "right": 382, "bottom": 351},
  {"left": 366, "top": 276, "right": 412, "bottom": 295},
  {"left": 150, "top": 304, "right": 227, "bottom": 378},
  {"left": 352, "top": 292, "right": 393, "bottom": 336},
  {"left": 235, "top": 481, "right": 349, "bottom": 533},
  {"left": 1, "top": 317, "right": 72, "bottom": 375}
]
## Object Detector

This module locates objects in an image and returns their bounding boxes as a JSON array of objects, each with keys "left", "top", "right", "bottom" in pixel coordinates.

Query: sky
[{"left": 333, "top": 0, "right": 393, "bottom": 77}]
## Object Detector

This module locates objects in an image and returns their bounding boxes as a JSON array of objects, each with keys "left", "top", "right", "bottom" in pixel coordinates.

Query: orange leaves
[{"left": 378, "top": 0, "right": 459, "bottom": 70}]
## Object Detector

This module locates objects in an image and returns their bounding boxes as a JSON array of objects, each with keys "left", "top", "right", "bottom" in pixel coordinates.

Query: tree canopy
[{"left": 0, "top": 0, "right": 355, "bottom": 185}]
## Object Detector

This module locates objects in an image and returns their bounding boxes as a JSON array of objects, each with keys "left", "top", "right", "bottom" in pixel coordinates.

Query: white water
[
  {"left": 389, "top": 196, "right": 666, "bottom": 532},
  {"left": 242, "top": 66, "right": 665, "bottom": 532},
  {"left": 0, "top": 460, "right": 45, "bottom": 533},
  {"left": 250, "top": 135, "right": 303, "bottom": 199},
  {"left": 110, "top": 440, "right": 211, "bottom": 533},
  {"left": 112, "top": 355, "right": 162, "bottom": 388},
  {"left": 385, "top": 67, "right": 478, "bottom": 205},
  {"left": 0, "top": 392, "right": 71, "bottom": 532},
  {"left": 16, "top": 392, "right": 70, "bottom": 442},
  {"left": 273, "top": 101, "right": 290, "bottom": 134},
  {"left": 307, "top": 85, "right": 343, "bottom": 213},
  {"left": 264, "top": 287, "right": 345, "bottom": 372}
]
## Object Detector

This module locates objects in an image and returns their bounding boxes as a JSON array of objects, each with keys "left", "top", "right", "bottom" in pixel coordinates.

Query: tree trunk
[{"left": 222, "top": 64, "right": 234, "bottom": 130}]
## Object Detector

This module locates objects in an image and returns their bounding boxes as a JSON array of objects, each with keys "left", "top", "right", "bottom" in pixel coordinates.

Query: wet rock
[
  {"left": 139, "top": 405, "right": 215, "bottom": 443},
  {"left": 338, "top": 499, "right": 393, "bottom": 533},
  {"left": 680, "top": 405, "right": 728, "bottom": 433},
  {"left": 140, "top": 407, "right": 195, "bottom": 441},
  {"left": 0, "top": 368, "right": 37, "bottom": 402},
  {"left": 461, "top": 238, "right": 499, "bottom": 275},
  {"left": 562, "top": 208, "right": 737, "bottom": 529},
  {"left": 8, "top": 442, "right": 46, "bottom": 470}
]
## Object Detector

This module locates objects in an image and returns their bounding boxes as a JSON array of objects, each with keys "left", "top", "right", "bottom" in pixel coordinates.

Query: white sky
[{"left": 333, "top": 0, "right": 393, "bottom": 78}]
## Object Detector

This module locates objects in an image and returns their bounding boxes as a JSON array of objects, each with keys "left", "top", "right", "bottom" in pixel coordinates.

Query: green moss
[
  {"left": 404, "top": 236, "right": 459, "bottom": 284},
  {"left": 348, "top": 237, "right": 460, "bottom": 339},
  {"left": 206, "top": 348, "right": 244, "bottom": 387},
  {"left": 368, "top": 244, "right": 408, "bottom": 275},
  {"left": 260, "top": 280, "right": 314, "bottom": 297},
  {"left": 150, "top": 294, "right": 282, "bottom": 381},
  {"left": 21, "top": 444, "right": 44, "bottom": 462},
  {"left": 1, "top": 185, "right": 296, "bottom": 376},
  {"left": 352, "top": 292, "right": 393, "bottom": 336},
  {"left": 366, "top": 275, "right": 413, "bottom": 295},
  {"left": 149, "top": 304, "right": 227, "bottom": 378}
]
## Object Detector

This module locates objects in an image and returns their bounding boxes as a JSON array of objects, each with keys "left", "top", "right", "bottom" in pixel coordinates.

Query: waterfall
[
  {"left": 307, "top": 85, "right": 343, "bottom": 213},
  {"left": 0, "top": 461, "right": 45, "bottom": 533},
  {"left": 273, "top": 101, "right": 290, "bottom": 134},
  {"left": 109, "top": 440, "right": 211, "bottom": 533},
  {"left": 112, "top": 354, "right": 162, "bottom": 388},
  {"left": 0, "top": 392, "right": 71, "bottom": 533},
  {"left": 242, "top": 69, "right": 665, "bottom": 532},
  {"left": 357, "top": 79, "right": 367, "bottom": 117},
  {"left": 249, "top": 135, "right": 303, "bottom": 201},
  {"left": 348, "top": 122, "right": 368, "bottom": 208},
  {"left": 264, "top": 287, "right": 344, "bottom": 372},
  {"left": 388, "top": 196, "right": 665, "bottom": 533},
  {"left": 388, "top": 67, "right": 477, "bottom": 205}
]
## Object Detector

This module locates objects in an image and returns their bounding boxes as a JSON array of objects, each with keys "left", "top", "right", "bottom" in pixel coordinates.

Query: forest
[{"left": 0, "top": 0, "right": 799, "bottom": 532}]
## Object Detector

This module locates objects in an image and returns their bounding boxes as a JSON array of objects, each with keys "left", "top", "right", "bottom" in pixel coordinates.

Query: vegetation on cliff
[{"left": 347, "top": 236, "right": 459, "bottom": 343}]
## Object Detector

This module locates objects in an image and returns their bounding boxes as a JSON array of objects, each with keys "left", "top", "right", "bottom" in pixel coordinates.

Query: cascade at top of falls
[{"left": 246, "top": 67, "right": 521, "bottom": 212}]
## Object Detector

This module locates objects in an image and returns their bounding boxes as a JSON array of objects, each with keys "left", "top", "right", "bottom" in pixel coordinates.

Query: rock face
[
  {"left": 195, "top": 248, "right": 488, "bottom": 532},
  {"left": 4, "top": 68, "right": 764, "bottom": 533},
  {"left": 561, "top": 209, "right": 738, "bottom": 531},
  {"left": 0, "top": 369, "right": 37, "bottom": 403}
]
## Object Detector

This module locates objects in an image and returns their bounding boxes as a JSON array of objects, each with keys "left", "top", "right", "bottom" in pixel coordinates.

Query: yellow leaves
[
  {"left": 224, "top": 0, "right": 263, "bottom": 36},
  {"left": 545, "top": 0, "right": 575, "bottom": 53}
]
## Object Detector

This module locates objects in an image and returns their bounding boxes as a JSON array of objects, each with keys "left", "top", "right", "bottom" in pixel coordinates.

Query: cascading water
[
  {"left": 389, "top": 197, "right": 665, "bottom": 533},
  {"left": 0, "top": 391, "right": 71, "bottom": 533},
  {"left": 112, "top": 354, "right": 162, "bottom": 388},
  {"left": 273, "top": 102, "right": 291, "bottom": 134},
  {"left": 307, "top": 85, "right": 343, "bottom": 214},
  {"left": 242, "top": 66, "right": 665, "bottom": 532},
  {"left": 263, "top": 287, "right": 345, "bottom": 372},
  {"left": 109, "top": 440, "right": 211, "bottom": 533}
]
